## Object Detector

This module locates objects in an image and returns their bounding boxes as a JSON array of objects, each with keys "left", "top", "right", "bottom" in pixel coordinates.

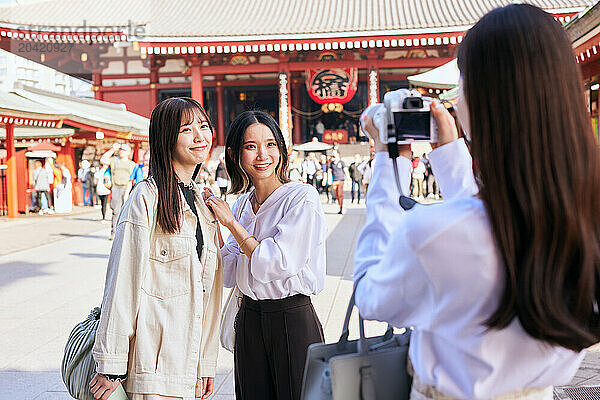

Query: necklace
[{"left": 253, "top": 192, "right": 264, "bottom": 207}]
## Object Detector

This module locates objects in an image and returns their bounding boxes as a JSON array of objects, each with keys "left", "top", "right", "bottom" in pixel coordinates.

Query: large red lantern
[{"left": 306, "top": 68, "right": 358, "bottom": 104}]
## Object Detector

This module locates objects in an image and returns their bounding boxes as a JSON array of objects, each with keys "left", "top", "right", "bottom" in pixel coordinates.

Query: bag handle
[{"left": 338, "top": 273, "right": 394, "bottom": 351}]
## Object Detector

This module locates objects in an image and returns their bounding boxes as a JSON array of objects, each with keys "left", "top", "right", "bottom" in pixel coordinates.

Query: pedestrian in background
[
  {"left": 317, "top": 154, "right": 329, "bottom": 202},
  {"left": 348, "top": 153, "right": 363, "bottom": 204},
  {"left": 303, "top": 152, "right": 319, "bottom": 188},
  {"left": 101, "top": 143, "right": 136, "bottom": 240},
  {"left": 78, "top": 160, "right": 92, "bottom": 206},
  {"left": 95, "top": 161, "right": 111, "bottom": 221},
  {"left": 215, "top": 154, "right": 229, "bottom": 200},
  {"left": 91, "top": 97, "right": 222, "bottom": 400},
  {"left": 32, "top": 160, "right": 51, "bottom": 215},
  {"left": 329, "top": 151, "right": 346, "bottom": 214},
  {"left": 204, "top": 110, "right": 326, "bottom": 400},
  {"left": 355, "top": 5, "right": 600, "bottom": 399},
  {"left": 54, "top": 163, "right": 72, "bottom": 213},
  {"left": 411, "top": 155, "right": 426, "bottom": 200},
  {"left": 288, "top": 151, "right": 304, "bottom": 183},
  {"left": 45, "top": 157, "right": 61, "bottom": 211},
  {"left": 130, "top": 150, "right": 150, "bottom": 187},
  {"left": 358, "top": 153, "right": 373, "bottom": 195},
  {"left": 423, "top": 153, "right": 440, "bottom": 199}
]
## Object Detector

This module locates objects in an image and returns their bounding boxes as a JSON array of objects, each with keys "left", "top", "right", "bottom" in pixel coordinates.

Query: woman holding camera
[
  {"left": 90, "top": 98, "right": 222, "bottom": 400},
  {"left": 204, "top": 110, "right": 326, "bottom": 400},
  {"left": 355, "top": 4, "right": 599, "bottom": 399}
]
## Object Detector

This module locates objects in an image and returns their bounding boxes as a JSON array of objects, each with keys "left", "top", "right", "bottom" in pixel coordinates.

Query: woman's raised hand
[
  {"left": 361, "top": 114, "right": 411, "bottom": 158},
  {"left": 431, "top": 100, "right": 459, "bottom": 148},
  {"left": 203, "top": 187, "right": 235, "bottom": 228}
]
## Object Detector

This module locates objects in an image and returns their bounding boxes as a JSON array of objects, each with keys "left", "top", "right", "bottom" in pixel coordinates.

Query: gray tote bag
[
  {"left": 300, "top": 277, "right": 412, "bottom": 400},
  {"left": 61, "top": 307, "right": 102, "bottom": 400}
]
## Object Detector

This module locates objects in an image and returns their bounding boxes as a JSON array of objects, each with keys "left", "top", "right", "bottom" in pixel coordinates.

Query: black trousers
[
  {"left": 98, "top": 194, "right": 109, "bottom": 219},
  {"left": 234, "top": 294, "right": 324, "bottom": 400}
]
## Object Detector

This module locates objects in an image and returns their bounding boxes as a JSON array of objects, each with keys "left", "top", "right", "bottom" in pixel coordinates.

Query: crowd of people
[
  {"left": 30, "top": 157, "right": 72, "bottom": 214},
  {"left": 288, "top": 150, "right": 373, "bottom": 213},
  {"left": 32, "top": 143, "right": 440, "bottom": 221},
  {"left": 410, "top": 152, "right": 440, "bottom": 200},
  {"left": 286, "top": 149, "right": 439, "bottom": 210}
]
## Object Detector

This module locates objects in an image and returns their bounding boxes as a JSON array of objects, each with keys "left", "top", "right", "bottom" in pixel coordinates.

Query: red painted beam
[
  {"left": 100, "top": 85, "right": 151, "bottom": 92},
  {"left": 99, "top": 80, "right": 282, "bottom": 93},
  {"left": 379, "top": 74, "right": 409, "bottom": 81},
  {"left": 63, "top": 119, "right": 122, "bottom": 137},
  {"left": 198, "top": 57, "right": 453, "bottom": 74},
  {"left": 102, "top": 71, "right": 187, "bottom": 80}
]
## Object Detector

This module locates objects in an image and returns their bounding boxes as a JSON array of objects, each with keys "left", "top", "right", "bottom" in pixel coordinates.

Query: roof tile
[{"left": 0, "top": 0, "right": 592, "bottom": 39}]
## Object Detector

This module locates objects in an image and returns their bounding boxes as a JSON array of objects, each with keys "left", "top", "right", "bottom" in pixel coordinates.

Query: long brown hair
[
  {"left": 149, "top": 97, "right": 213, "bottom": 234},
  {"left": 458, "top": 4, "right": 600, "bottom": 351},
  {"left": 225, "top": 110, "right": 290, "bottom": 194}
]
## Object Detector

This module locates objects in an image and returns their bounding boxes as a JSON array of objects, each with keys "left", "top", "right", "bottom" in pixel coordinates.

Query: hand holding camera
[
  {"left": 361, "top": 88, "right": 459, "bottom": 156},
  {"left": 361, "top": 113, "right": 411, "bottom": 158}
]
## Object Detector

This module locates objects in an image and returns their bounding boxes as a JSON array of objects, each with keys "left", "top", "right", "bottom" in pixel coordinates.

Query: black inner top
[{"left": 178, "top": 182, "right": 204, "bottom": 261}]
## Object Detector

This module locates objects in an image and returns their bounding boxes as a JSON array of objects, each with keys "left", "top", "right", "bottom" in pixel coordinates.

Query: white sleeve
[
  {"left": 355, "top": 221, "right": 435, "bottom": 328},
  {"left": 249, "top": 198, "right": 326, "bottom": 283},
  {"left": 353, "top": 152, "right": 412, "bottom": 280},
  {"left": 220, "top": 197, "right": 244, "bottom": 288},
  {"left": 428, "top": 138, "right": 478, "bottom": 199},
  {"left": 353, "top": 140, "right": 477, "bottom": 327}
]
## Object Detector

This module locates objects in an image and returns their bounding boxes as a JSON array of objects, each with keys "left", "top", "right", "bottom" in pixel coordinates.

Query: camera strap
[
  {"left": 391, "top": 157, "right": 418, "bottom": 211},
  {"left": 387, "top": 122, "right": 417, "bottom": 211}
]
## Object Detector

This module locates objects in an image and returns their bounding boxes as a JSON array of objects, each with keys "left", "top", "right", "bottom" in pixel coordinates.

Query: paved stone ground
[{"left": 0, "top": 195, "right": 598, "bottom": 399}]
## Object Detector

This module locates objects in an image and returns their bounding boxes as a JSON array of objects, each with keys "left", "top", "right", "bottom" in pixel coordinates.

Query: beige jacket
[{"left": 92, "top": 179, "right": 222, "bottom": 398}]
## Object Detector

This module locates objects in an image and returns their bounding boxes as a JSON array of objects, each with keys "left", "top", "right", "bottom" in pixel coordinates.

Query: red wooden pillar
[
  {"left": 150, "top": 63, "right": 159, "bottom": 107},
  {"left": 92, "top": 71, "right": 103, "bottom": 101},
  {"left": 191, "top": 60, "right": 204, "bottom": 106},
  {"left": 5, "top": 123, "right": 18, "bottom": 218},
  {"left": 215, "top": 80, "right": 225, "bottom": 146},
  {"left": 133, "top": 141, "right": 140, "bottom": 163},
  {"left": 292, "top": 78, "right": 303, "bottom": 144}
]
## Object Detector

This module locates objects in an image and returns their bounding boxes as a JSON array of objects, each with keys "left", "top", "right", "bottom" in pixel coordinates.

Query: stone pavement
[{"left": 0, "top": 196, "right": 599, "bottom": 400}]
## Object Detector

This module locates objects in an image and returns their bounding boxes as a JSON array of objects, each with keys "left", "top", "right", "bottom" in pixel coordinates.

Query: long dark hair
[
  {"left": 458, "top": 4, "right": 600, "bottom": 351},
  {"left": 149, "top": 97, "right": 213, "bottom": 234},
  {"left": 225, "top": 110, "right": 290, "bottom": 194}
]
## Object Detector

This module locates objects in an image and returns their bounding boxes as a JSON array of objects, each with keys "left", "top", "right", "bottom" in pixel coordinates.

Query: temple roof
[
  {"left": 1, "top": 84, "right": 149, "bottom": 138},
  {"left": 0, "top": 0, "right": 592, "bottom": 41}
]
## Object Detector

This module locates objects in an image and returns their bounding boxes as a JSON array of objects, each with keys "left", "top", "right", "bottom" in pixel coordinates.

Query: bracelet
[
  {"left": 238, "top": 235, "right": 256, "bottom": 252},
  {"left": 100, "top": 373, "right": 127, "bottom": 383}
]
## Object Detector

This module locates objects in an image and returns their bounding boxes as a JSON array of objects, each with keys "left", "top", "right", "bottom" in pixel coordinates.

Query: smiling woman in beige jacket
[{"left": 90, "top": 97, "right": 223, "bottom": 400}]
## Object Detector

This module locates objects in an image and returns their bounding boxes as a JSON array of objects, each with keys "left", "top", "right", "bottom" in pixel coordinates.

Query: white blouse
[
  {"left": 221, "top": 182, "right": 327, "bottom": 300},
  {"left": 354, "top": 139, "right": 584, "bottom": 399}
]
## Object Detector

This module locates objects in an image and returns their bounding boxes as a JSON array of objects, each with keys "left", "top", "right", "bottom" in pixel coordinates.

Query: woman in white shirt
[
  {"left": 95, "top": 161, "right": 111, "bottom": 221},
  {"left": 205, "top": 110, "right": 327, "bottom": 400},
  {"left": 355, "top": 4, "right": 600, "bottom": 400}
]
